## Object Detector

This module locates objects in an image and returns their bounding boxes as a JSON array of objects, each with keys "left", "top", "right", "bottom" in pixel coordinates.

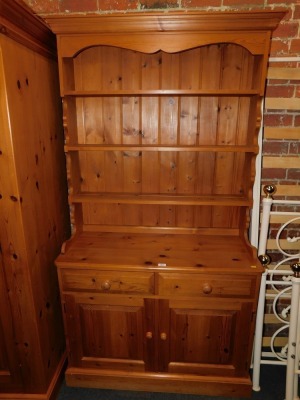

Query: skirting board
[
  {"left": 0, "top": 351, "right": 67, "bottom": 400},
  {"left": 65, "top": 367, "right": 252, "bottom": 398}
]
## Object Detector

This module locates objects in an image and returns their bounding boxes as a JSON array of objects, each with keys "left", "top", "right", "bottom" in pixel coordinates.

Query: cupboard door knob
[
  {"left": 101, "top": 280, "right": 111, "bottom": 290},
  {"left": 202, "top": 283, "right": 212, "bottom": 294},
  {"left": 146, "top": 331, "right": 153, "bottom": 339},
  {"left": 160, "top": 332, "right": 167, "bottom": 340}
]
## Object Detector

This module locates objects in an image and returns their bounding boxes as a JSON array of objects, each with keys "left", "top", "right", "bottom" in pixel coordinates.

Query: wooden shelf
[
  {"left": 82, "top": 224, "right": 241, "bottom": 236},
  {"left": 69, "top": 192, "right": 252, "bottom": 206},
  {"left": 65, "top": 144, "right": 259, "bottom": 153},
  {"left": 63, "top": 89, "right": 259, "bottom": 97},
  {"left": 57, "top": 231, "right": 258, "bottom": 271}
]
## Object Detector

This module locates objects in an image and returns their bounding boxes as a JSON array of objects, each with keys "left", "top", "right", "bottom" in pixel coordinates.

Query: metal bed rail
[{"left": 252, "top": 185, "right": 300, "bottom": 400}]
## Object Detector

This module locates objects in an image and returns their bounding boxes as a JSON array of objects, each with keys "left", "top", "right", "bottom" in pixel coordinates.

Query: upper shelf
[
  {"left": 69, "top": 192, "right": 252, "bottom": 207},
  {"left": 65, "top": 145, "right": 259, "bottom": 153},
  {"left": 64, "top": 89, "right": 260, "bottom": 97}
]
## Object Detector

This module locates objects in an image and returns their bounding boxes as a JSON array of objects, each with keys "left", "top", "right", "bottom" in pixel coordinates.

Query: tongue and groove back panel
[{"left": 65, "top": 43, "right": 260, "bottom": 232}]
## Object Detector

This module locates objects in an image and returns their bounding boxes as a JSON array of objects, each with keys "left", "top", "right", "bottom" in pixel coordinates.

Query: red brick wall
[{"left": 23, "top": 0, "right": 299, "bottom": 203}]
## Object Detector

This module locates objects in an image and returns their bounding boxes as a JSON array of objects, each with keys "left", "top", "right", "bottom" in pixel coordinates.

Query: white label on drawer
[{"left": 158, "top": 263, "right": 167, "bottom": 267}]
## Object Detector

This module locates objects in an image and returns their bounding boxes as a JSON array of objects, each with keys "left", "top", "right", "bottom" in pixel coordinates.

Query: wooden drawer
[
  {"left": 60, "top": 269, "right": 155, "bottom": 294},
  {"left": 158, "top": 273, "right": 256, "bottom": 298}
]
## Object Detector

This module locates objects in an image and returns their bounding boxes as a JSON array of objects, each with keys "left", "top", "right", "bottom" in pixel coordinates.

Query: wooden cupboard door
[
  {"left": 64, "top": 294, "right": 151, "bottom": 372},
  {"left": 164, "top": 299, "right": 254, "bottom": 377}
]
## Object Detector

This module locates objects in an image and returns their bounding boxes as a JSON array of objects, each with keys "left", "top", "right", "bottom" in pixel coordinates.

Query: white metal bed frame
[{"left": 252, "top": 185, "right": 300, "bottom": 400}]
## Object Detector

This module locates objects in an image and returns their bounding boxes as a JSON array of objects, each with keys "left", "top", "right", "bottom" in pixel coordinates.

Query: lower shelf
[
  {"left": 65, "top": 367, "right": 253, "bottom": 398},
  {"left": 58, "top": 231, "right": 260, "bottom": 272}
]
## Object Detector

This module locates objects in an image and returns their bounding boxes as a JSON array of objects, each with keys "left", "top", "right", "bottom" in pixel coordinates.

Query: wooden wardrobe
[
  {"left": 46, "top": 11, "right": 285, "bottom": 397},
  {"left": 0, "top": 1, "right": 70, "bottom": 399}
]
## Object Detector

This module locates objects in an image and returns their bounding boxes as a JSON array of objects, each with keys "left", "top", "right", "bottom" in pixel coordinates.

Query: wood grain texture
[
  {"left": 0, "top": 2, "right": 70, "bottom": 396},
  {"left": 65, "top": 367, "right": 252, "bottom": 397},
  {"left": 56, "top": 232, "right": 260, "bottom": 271}
]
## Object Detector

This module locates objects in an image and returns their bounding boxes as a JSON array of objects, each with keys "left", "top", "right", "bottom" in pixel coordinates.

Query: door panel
[
  {"left": 64, "top": 294, "right": 148, "bottom": 372},
  {"left": 80, "top": 305, "right": 144, "bottom": 359},
  {"left": 170, "top": 308, "right": 235, "bottom": 364},
  {"left": 166, "top": 299, "right": 253, "bottom": 376}
]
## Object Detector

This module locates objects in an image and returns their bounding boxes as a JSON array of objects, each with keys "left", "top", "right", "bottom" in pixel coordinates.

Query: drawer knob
[
  {"left": 160, "top": 332, "right": 167, "bottom": 341},
  {"left": 202, "top": 283, "right": 212, "bottom": 294},
  {"left": 101, "top": 280, "right": 111, "bottom": 290},
  {"left": 146, "top": 331, "right": 153, "bottom": 339}
]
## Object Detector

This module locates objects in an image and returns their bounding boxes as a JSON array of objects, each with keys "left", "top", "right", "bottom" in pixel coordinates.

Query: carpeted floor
[{"left": 57, "top": 365, "right": 289, "bottom": 400}]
